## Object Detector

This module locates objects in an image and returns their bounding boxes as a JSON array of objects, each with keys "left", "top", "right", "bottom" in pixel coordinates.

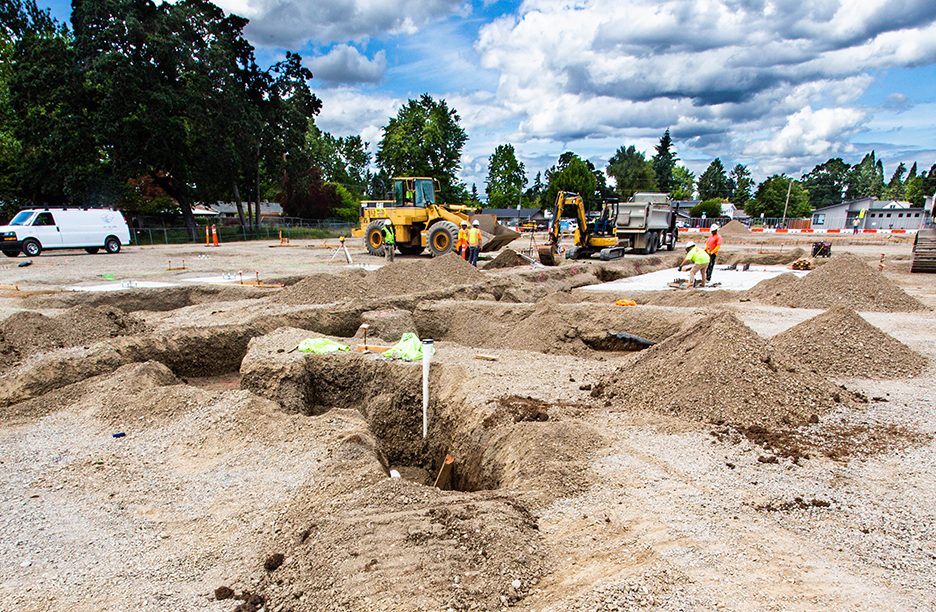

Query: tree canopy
[
  {"left": 801, "top": 158, "right": 850, "bottom": 209},
  {"left": 485, "top": 143, "right": 527, "bottom": 208},
  {"left": 606, "top": 145, "right": 657, "bottom": 201},
  {"left": 747, "top": 175, "right": 810, "bottom": 219},
  {"left": 544, "top": 153, "right": 597, "bottom": 210},
  {"left": 697, "top": 158, "right": 730, "bottom": 201},
  {"left": 375, "top": 94, "right": 467, "bottom": 202},
  {"left": 651, "top": 129, "right": 677, "bottom": 193}
]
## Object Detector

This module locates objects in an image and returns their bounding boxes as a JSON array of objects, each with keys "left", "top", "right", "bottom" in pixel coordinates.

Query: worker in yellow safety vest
[
  {"left": 381, "top": 219, "right": 395, "bottom": 263},
  {"left": 456, "top": 220, "right": 469, "bottom": 260},
  {"left": 704, "top": 224, "right": 723, "bottom": 281},
  {"left": 678, "top": 241, "right": 710, "bottom": 288},
  {"left": 467, "top": 219, "right": 482, "bottom": 266}
]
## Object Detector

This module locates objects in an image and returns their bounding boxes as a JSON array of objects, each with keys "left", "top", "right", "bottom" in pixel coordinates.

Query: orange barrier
[
  {"left": 205, "top": 226, "right": 210, "bottom": 246},
  {"left": 211, "top": 224, "right": 219, "bottom": 247}
]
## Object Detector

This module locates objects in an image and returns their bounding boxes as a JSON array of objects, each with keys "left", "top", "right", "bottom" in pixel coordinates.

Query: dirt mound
[
  {"left": 718, "top": 220, "right": 751, "bottom": 237},
  {"left": 484, "top": 248, "right": 532, "bottom": 270},
  {"left": 0, "top": 305, "right": 146, "bottom": 370},
  {"left": 369, "top": 252, "right": 484, "bottom": 293},
  {"left": 745, "top": 273, "right": 801, "bottom": 302},
  {"left": 273, "top": 269, "right": 370, "bottom": 305},
  {"left": 594, "top": 312, "right": 860, "bottom": 427},
  {"left": 718, "top": 248, "right": 807, "bottom": 266},
  {"left": 754, "top": 253, "right": 926, "bottom": 312},
  {"left": 771, "top": 306, "right": 927, "bottom": 378},
  {"left": 275, "top": 254, "right": 485, "bottom": 305}
]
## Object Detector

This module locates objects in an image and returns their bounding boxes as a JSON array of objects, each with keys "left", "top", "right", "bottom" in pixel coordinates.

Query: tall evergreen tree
[
  {"left": 697, "top": 158, "right": 730, "bottom": 201},
  {"left": 845, "top": 151, "right": 885, "bottom": 200},
  {"left": 485, "top": 143, "right": 526, "bottom": 208},
  {"left": 728, "top": 163, "right": 753, "bottom": 208},
  {"left": 651, "top": 129, "right": 677, "bottom": 193},
  {"left": 882, "top": 162, "right": 906, "bottom": 200}
]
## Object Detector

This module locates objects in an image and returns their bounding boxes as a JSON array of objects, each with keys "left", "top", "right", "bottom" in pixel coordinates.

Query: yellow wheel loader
[{"left": 351, "top": 177, "right": 519, "bottom": 257}]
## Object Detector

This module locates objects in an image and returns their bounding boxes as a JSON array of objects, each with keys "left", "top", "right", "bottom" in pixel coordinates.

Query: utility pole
[{"left": 781, "top": 179, "right": 793, "bottom": 228}]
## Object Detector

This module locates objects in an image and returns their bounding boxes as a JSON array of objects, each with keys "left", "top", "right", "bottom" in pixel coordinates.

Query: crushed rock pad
[
  {"left": 752, "top": 253, "right": 926, "bottom": 312},
  {"left": 484, "top": 248, "right": 533, "bottom": 270},
  {"left": 0, "top": 305, "right": 146, "bottom": 371},
  {"left": 771, "top": 305, "right": 927, "bottom": 378},
  {"left": 593, "top": 311, "right": 863, "bottom": 428}
]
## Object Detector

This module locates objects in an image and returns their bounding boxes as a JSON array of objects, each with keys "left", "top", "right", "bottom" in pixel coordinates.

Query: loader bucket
[{"left": 470, "top": 214, "right": 521, "bottom": 252}]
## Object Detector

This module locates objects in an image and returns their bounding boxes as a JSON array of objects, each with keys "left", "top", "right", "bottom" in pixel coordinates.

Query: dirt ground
[{"left": 1, "top": 233, "right": 934, "bottom": 611}]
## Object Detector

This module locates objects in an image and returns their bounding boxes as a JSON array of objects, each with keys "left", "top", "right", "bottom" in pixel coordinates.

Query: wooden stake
[{"left": 433, "top": 454, "right": 455, "bottom": 490}]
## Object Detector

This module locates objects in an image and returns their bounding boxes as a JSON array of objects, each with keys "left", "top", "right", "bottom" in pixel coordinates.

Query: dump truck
[
  {"left": 351, "top": 177, "right": 519, "bottom": 257},
  {"left": 538, "top": 191, "right": 677, "bottom": 265}
]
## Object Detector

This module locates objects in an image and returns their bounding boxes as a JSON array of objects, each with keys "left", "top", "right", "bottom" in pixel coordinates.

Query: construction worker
[
  {"left": 678, "top": 241, "right": 710, "bottom": 288},
  {"left": 456, "top": 220, "right": 469, "bottom": 260},
  {"left": 705, "top": 224, "right": 723, "bottom": 281},
  {"left": 467, "top": 219, "right": 482, "bottom": 266},
  {"left": 382, "top": 219, "right": 395, "bottom": 263}
]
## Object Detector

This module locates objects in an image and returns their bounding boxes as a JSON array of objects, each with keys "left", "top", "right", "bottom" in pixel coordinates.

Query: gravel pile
[
  {"left": 755, "top": 253, "right": 926, "bottom": 311},
  {"left": 744, "top": 273, "right": 801, "bottom": 302},
  {"left": 276, "top": 254, "right": 484, "bottom": 305},
  {"left": 771, "top": 305, "right": 927, "bottom": 378},
  {"left": 484, "top": 248, "right": 533, "bottom": 270},
  {"left": 594, "top": 311, "right": 860, "bottom": 427},
  {"left": 717, "top": 220, "right": 751, "bottom": 237}
]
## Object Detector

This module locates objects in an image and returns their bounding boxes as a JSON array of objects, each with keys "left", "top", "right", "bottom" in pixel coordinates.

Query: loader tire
[
  {"left": 365, "top": 220, "right": 386, "bottom": 256},
  {"left": 427, "top": 221, "right": 458, "bottom": 257}
]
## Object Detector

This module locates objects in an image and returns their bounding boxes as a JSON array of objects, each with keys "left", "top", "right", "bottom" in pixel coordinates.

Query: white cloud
[
  {"left": 307, "top": 45, "right": 387, "bottom": 84},
  {"left": 216, "top": 0, "right": 471, "bottom": 47}
]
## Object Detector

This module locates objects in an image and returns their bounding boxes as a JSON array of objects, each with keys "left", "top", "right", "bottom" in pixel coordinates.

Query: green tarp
[
  {"left": 382, "top": 332, "right": 423, "bottom": 361},
  {"left": 297, "top": 338, "right": 350, "bottom": 354}
]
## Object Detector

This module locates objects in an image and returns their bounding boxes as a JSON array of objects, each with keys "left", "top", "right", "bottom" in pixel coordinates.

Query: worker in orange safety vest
[
  {"left": 467, "top": 219, "right": 482, "bottom": 266},
  {"left": 705, "top": 224, "right": 723, "bottom": 281},
  {"left": 456, "top": 220, "right": 469, "bottom": 260}
]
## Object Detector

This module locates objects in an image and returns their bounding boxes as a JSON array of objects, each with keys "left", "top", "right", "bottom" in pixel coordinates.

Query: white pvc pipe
[{"left": 421, "top": 339, "right": 434, "bottom": 439}]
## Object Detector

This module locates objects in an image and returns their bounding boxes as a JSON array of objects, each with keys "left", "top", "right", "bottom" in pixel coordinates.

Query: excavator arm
[{"left": 540, "top": 192, "right": 588, "bottom": 265}]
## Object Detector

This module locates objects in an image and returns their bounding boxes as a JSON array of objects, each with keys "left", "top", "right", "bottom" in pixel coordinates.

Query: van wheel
[
  {"left": 22, "top": 239, "right": 41, "bottom": 257},
  {"left": 2, "top": 250, "right": 19, "bottom": 258},
  {"left": 85, "top": 247, "right": 100, "bottom": 254},
  {"left": 104, "top": 236, "right": 121, "bottom": 254}
]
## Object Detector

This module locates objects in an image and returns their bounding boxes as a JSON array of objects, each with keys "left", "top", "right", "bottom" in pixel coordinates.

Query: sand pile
[
  {"left": 594, "top": 312, "right": 859, "bottom": 427},
  {"left": 0, "top": 306, "right": 146, "bottom": 370},
  {"left": 718, "top": 220, "right": 751, "bottom": 237},
  {"left": 772, "top": 306, "right": 927, "bottom": 378},
  {"left": 752, "top": 253, "right": 926, "bottom": 311},
  {"left": 718, "top": 248, "right": 807, "bottom": 266},
  {"left": 276, "top": 254, "right": 485, "bottom": 305},
  {"left": 484, "top": 248, "right": 532, "bottom": 270}
]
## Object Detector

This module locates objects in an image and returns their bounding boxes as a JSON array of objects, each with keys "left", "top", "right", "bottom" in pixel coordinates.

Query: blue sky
[{"left": 42, "top": 0, "right": 936, "bottom": 193}]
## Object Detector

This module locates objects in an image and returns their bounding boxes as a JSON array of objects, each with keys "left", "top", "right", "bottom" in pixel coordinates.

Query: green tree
[
  {"left": 747, "top": 175, "right": 810, "bottom": 219},
  {"left": 651, "top": 129, "right": 677, "bottom": 193},
  {"left": 306, "top": 125, "right": 371, "bottom": 195},
  {"left": 606, "top": 145, "right": 657, "bottom": 201},
  {"left": 485, "top": 143, "right": 527, "bottom": 208},
  {"left": 845, "top": 151, "right": 885, "bottom": 200},
  {"left": 697, "top": 158, "right": 730, "bottom": 201},
  {"left": 469, "top": 183, "right": 481, "bottom": 206},
  {"left": 882, "top": 162, "right": 906, "bottom": 200},
  {"left": 329, "top": 182, "right": 360, "bottom": 221},
  {"left": 728, "top": 164, "right": 753, "bottom": 208},
  {"left": 921, "top": 164, "right": 936, "bottom": 202},
  {"left": 376, "top": 94, "right": 467, "bottom": 202},
  {"left": 801, "top": 158, "right": 850, "bottom": 210},
  {"left": 690, "top": 198, "right": 724, "bottom": 218},
  {"left": 544, "top": 154, "right": 597, "bottom": 210},
  {"left": 670, "top": 165, "right": 695, "bottom": 200},
  {"left": 523, "top": 171, "right": 545, "bottom": 209}
]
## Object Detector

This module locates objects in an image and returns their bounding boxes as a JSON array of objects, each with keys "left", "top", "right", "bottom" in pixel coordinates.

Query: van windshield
[{"left": 8, "top": 211, "right": 33, "bottom": 226}]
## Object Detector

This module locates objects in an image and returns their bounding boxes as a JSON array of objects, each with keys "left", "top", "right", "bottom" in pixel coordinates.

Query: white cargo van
[{"left": 1, "top": 207, "right": 131, "bottom": 257}]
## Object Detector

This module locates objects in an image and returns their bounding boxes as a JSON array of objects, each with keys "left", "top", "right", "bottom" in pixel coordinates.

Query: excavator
[
  {"left": 352, "top": 177, "right": 519, "bottom": 257},
  {"left": 537, "top": 192, "right": 620, "bottom": 265}
]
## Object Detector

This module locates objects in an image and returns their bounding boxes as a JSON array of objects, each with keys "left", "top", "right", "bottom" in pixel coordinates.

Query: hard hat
[
  {"left": 711, "top": 224, "right": 719, "bottom": 231},
  {"left": 383, "top": 219, "right": 392, "bottom": 226},
  {"left": 472, "top": 220, "right": 480, "bottom": 226},
  {"left": 460, "top": 220, "right": 468, "bottom": 226},
  {"left": 685, "top": 242, "right": 696, "bottom": 250}
]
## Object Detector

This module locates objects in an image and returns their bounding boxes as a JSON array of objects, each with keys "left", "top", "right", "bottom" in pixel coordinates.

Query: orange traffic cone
[{"left": 211, "top": 224, "right": 219, "bottom": 247}]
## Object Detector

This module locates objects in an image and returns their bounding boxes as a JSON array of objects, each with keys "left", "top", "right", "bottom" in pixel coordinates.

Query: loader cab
[{"left": 393, "top": 177, "right": 438, "bottom": 207}]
